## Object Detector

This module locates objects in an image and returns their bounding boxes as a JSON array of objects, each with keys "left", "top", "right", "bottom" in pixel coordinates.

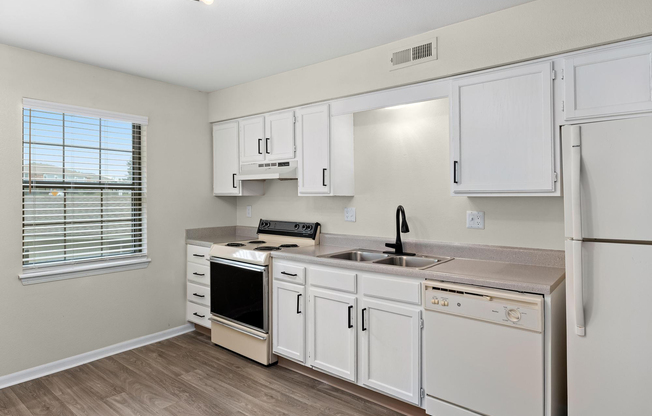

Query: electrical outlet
[
  {"left": 466, "top": 211, "right": 485, "bottom": 229},
  {"left": 344, "top": 207, "right": 356, "bottom": 222},
  {"left": 246, "top": 205, "right": 252, "bottom": 218}
]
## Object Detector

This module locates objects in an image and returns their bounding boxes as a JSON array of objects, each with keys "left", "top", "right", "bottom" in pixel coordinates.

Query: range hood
[{"left": 236, "top": 160, "right": 298, "bottom": 181}]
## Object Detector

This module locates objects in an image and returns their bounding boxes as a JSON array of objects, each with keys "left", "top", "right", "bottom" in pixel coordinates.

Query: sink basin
[
  {"left": 372, "top": 256, "right": 447, "bottom": 269},
  {"left": 326, "top": 251, "right": 390, "bottom": 262}
]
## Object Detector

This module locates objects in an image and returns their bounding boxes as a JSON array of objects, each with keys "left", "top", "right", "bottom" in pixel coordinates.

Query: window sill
[{"left": 19, "top": 257, "right": 151, "bottom": 285}]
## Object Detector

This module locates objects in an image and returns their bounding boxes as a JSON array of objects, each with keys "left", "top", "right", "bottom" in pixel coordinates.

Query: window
[{"left": 21, "top": 99, "right": 148, "bottom": 281}]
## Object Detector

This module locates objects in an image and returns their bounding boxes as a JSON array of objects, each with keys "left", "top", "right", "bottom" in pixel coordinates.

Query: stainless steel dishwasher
[{"left": 423, "top": 281, "right": 545, "bottom": 416}]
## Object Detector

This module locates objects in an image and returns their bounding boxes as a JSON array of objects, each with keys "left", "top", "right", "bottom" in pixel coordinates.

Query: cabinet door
[
  {"left": 565, "top": 41, "right": 652, "bottom": 120},
  {"left": 451, "top": 61, "right": 554, "bottom": 194},
  {"left": 297, "top": 104, "right": 330, "bottom": 195},
  {"left": 212, "top": 121, "right": 241, "bottom": 195},
  {"left": 308, "top": 288, "right": 356, "bottom": 381},
  {"left": 360, "top": 299, "right": 421, "bottom": 405},
  {"left": 273, "top": 281, "right": 306, "bottom": 363},
  {"left": 239, "top": 116, "right": 265, "bottom": 163},
  {"left": 265, "top": 110, "right": 295, "bottom": 161}
]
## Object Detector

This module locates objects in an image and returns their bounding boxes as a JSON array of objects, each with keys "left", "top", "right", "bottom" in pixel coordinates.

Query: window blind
[{"left": 22, "top": 100, "right": 147, "bottom": 270}]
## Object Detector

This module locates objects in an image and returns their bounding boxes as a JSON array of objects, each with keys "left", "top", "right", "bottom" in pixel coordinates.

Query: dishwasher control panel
[{"left": 424, "top": 281, "right": 543, "bottom": 333}]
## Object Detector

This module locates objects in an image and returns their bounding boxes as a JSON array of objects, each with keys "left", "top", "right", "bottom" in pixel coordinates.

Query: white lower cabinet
[
  {"left": 308, "top": 288, "right": 357, "bottom": 382},
  {"left": 271, "top": 260, "right": 424, "bottom": 406},
  {"left": 187, "top": 244, "right": 211, "bottom": 329},
  {"left": 360, "top": 298, "right": 422, "bottom": 405},
  {"left": 273, "top": 281, "right": 306, "bottom": 363}
]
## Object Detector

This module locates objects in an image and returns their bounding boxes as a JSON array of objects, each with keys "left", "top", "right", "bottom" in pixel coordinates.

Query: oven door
[{"left": 209, "top": 257, "right": 269, "bottom": 333}]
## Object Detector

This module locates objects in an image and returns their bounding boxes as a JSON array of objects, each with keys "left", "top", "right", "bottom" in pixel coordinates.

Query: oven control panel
[{"left": 257, "top": 219, "right": 320, "bottom": 239}]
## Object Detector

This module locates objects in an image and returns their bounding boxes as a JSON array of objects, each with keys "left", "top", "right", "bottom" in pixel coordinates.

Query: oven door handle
[
  {"left": 209, "top": 256, "right": 268, "bottom": 272},
  {"left": 209, "top": 317, "right": 267, "bottom": 340}
]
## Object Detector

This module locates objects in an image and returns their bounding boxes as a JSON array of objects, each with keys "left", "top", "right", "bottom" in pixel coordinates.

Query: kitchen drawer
[
  {"left": 309, "top": 266, "right": 356, "bottom": 293},
  {"left": 187, "top": 282, "right": 210, "bottom": 307},
  {"left": 361, "top": 274, "right": 421, "bottom": 305},
  {"left": 273, "top": 261, "right": 306, "bottom": 285},
  {"left": 187, "top": 262, "right": 210, "bottom": 286},
  {"left": 187, "top": 244, "right": 210, "bottom": 265},
  {"left": 187, "top": 303, "right": 211, "bottom": 328}
]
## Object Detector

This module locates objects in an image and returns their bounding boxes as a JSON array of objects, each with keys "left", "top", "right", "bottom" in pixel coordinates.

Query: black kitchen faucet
[{"left": 384, "top": 205, "right": 415, "bottom": 256}]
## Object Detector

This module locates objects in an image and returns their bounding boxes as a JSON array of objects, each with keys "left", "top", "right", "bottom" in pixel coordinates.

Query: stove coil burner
[
  {"left": 226, "top": 242, "right": 246, "bottom": 247},
  {"left": 249, "top": 240, "right": 266, "bottom": 244},
  {"left": 279, "top": 244, "right": 299, "bottom": 248},
  {"left": 254, "top": 246, "right": 281, "bottom": 251}
]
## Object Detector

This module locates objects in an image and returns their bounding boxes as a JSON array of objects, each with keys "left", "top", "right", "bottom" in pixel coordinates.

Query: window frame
[{"left": 19, "top": 99, "right": 150, "bottom": 284}]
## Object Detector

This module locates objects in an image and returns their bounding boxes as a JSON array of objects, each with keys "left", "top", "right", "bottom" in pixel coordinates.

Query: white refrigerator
[{"left": 562, "top": 116, "right": 652, "bottom": 416}]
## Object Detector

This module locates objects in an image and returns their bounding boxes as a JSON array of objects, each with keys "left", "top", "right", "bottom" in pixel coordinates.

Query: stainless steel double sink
[{"left": 319, "top": 250, "right": 452, "bottom": 270}]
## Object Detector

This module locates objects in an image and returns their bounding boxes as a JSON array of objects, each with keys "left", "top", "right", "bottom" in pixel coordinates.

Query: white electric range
[{"left": 207, "top": 219, "right": 320, "bottom": 365}]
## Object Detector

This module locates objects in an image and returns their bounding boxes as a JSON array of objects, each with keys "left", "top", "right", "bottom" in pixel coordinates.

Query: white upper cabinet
[
  {"left": 296, "top": 105, "right": 355, "bottom": 197},
  {"left": 297, "top": 104, "right": 331, "bottom": 195},
  {"left": 213, "top": 121, "right": 264, "bottom": 196},
  {"left": 212, "top": 121, "right": 241, "bottom": 195},
  {"left": 239, "top": 116, "right": 265, "bottom": 163},
  {"left": 450, "top": 61, "right": 555, "bottom": 196},
  {"left": 265, "top": 110, "right": 296, "bottom": 161},
  {"left": 564, "top": 40, "right": 652, "bottom": 121}
]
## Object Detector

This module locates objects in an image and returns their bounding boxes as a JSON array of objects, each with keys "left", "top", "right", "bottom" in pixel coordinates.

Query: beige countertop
[
  {"left": 270, "top": 245, "right": 565, "bottom": 295},
  {"left": 185, "top": 226, "right": 565, "bottom": 295}
]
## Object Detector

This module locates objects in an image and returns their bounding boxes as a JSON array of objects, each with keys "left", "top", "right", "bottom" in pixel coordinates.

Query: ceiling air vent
[{"left": 389, "top": 38, "right": 437, "bottom": 71}]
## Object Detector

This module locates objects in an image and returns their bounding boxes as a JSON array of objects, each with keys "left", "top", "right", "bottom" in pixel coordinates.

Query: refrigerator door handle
[
  {"left": 573, "top": 240, "right": 586, "bottom": 336},
  {"left": 571, "top": 126, "right": 582, "bottom": 240}
]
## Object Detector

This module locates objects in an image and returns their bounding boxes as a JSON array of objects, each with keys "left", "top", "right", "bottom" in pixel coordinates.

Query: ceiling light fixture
[{"left": 195, "top": 0, "right": 214, "bottom": 4}]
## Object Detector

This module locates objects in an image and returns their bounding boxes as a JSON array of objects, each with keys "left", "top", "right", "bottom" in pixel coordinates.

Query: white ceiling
[{"left": 0, "top": 0, "right": 533, "bottom": 92}]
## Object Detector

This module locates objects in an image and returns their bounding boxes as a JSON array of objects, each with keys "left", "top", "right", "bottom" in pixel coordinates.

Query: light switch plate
[
  {"left": 466, "top": 211, "right": 484, "bottom": 229},
  {"left": 246, "top": 205, "right": 252, "bottom": 218},
  {"left": 344, "top": 207, "right": 356, "bottom": 222}
]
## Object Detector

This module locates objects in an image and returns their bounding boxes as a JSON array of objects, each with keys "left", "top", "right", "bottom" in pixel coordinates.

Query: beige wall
[
  {"left": 236, "top": 100, "right": 565, "bottom": 250},
  {"left": 208, "top": 0, "right": 652, "bottom": 122},
  {"left": 0, "top": 44, "right": 236, "bottom": 378}
]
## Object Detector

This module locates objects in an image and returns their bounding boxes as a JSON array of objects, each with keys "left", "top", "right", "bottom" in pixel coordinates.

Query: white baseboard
[{"left": 0, "top": 323, "right": 194, "bottom": 390}]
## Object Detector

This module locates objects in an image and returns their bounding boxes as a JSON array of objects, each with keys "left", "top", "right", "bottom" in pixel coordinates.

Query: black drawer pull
[
  {"left": 266, "top": 138, "right": 270, "bottom": 154},
  {"left": 258, "top": 138, "right": 262, "bottom": 154},
  {"left": 232, "top": 173, "right": 237, "bottom": 189},
  {"left": 281, "top": 271, "right": 297, "bottom": 277},
  {"left": 297, "top": 293, "right": 302, "bottom": 314},
  {"left": 192, "top": 293, "right": 205, "bottom": 298},
  {"left": 193, "top": 312, "right": 205, "bottom": 318},
  {"left": 192, "top": 272, "right": 205, "bottom": 276},
  {"left": 192, "top": 254, "right": 205, "bottom": 258},
  {"left": 361, "top": 308, "right": 367, "bottom": 331},
  {"left": 348, "top": 305, "right": 353, "bottom": 329},
  {"left": 322, "top": 168, "right": 327, "bottom": 187},
  {"left": 453, "top": 161, "right": 459, "bottom": 184}
]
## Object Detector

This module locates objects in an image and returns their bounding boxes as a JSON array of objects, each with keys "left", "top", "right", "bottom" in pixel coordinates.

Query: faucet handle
[{"left": 385, "top": 243, "right": 397, "bottom": 249}]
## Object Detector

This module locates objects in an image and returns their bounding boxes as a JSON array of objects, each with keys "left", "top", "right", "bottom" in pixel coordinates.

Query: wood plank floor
[{"left": 0, "top": 331, "right": 402, "bottom": 416}]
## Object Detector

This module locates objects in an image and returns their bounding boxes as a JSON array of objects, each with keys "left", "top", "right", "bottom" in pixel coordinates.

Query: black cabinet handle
[
  {"left": 232, "top": 173, "right": 237, "bottom": 189},
  {"left": 361, "top": 308, "right": 367, "bottom": 331},
  {"left": 296, "top": 293, "right": 302, "bottom": 314},
  {"left": 322, "top": 168, "right": 327, "bottom": 187},
  {"left": 192, "top": 293, "right": 205, "bottom": 298},
  {"left": 453, "top": 161, "right": 459, "bottom": 184},
  {"left": 281, "top": 271, "right": 297, "bottom": 277},
  {"left": 348, "top": 305, "right": 353, "bottom": 328},
  {"left": 266, "top": 138, "right": 270, "bottom": 154},
  {"left": 192, "top": 254, "right": 205, "bottom": 258},
  {"left": 192, "top": 272, "right": 205, "bottom": 276},
  {"left": 193, "top": 312, "right": 205, "bottom": 318},
  {"left": 258, "top": 138, "right": 262, "bottom": 154}
]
